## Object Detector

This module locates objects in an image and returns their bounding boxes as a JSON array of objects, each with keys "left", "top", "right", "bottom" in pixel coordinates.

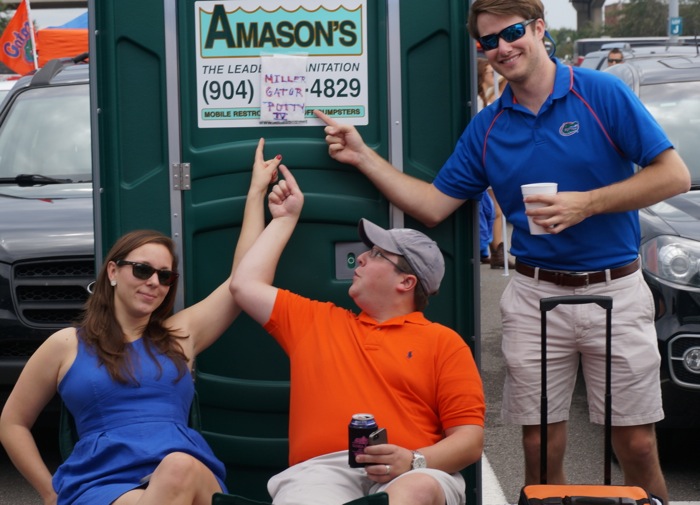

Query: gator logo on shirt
[{"left": 559, "top": 121, "right": 580, "bottom": 136}]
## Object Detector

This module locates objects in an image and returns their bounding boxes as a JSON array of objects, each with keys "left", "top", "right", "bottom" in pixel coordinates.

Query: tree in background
[
  {"left": 0, "top": 4, "right": 12, "bottom": 33},
  {"left": 609, "top": 0, "right": 669, "bottom": 36},
  {"left": 547, "top": 28, "right": 576, "bottom": 63},
  {"left": 599, "top": 0, "right": 700, "bottom": 38},
  {"left": 679, "top": 0, "right": 700, "bottom": 37}
]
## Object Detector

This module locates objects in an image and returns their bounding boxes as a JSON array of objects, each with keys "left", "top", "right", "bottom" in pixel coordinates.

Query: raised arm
[
  {"left": 230, "top": 165, "right": 304, "bottom": 325},
  {"left": 169, "top": 138, "right": 281, "bottom": 355},
  {"left": 314, "top": 109, "right": 463, "bottom": 227}
]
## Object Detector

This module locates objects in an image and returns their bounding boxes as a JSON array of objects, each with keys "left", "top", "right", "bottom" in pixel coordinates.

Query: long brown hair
[
  {"left": 78, "top": 229, "right": 188, "bottom": 384},
  {"left": 477, "top": 58, "right": 491, "bottom": 106},
  {"left": 477, "top": 58, "right": 507, "bottom": 107}
]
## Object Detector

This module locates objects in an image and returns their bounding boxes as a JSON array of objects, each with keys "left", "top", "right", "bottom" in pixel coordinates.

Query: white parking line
[
  {"left": 481, "top": 455, "right": 699, "bottom": 505},
  {"left": 482, "top": 455, "right": 508, "bottom": 505}
]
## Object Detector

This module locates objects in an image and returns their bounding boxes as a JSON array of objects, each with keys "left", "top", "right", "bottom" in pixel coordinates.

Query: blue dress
[{"left": 53, "top": 332, "right": 227, "bottom": 504}]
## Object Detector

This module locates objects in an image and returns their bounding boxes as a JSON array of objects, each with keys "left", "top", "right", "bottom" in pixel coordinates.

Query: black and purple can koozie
[{"left": 348, "top": 413, "right": 378, "bottom": 467}]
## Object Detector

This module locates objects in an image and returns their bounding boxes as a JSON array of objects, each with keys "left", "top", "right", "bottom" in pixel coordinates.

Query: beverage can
[{"left": 348, "top": 413, "right": 378, "bottom": 467}]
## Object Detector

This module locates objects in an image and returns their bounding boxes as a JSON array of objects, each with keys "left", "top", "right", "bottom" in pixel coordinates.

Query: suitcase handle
[
  {"left": 540, "top": 295, "right": 612, "bottom": 312},
  {"left": 539, "top": 295, "right": 614, "bottom": 485},
  {"left": 568, "top": 498, "right": 638, "bottom": 505}
]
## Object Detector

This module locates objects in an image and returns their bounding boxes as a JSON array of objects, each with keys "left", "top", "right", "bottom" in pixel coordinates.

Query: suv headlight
[
  {"left": 684, "top": 347, "right": 700, "bottom": 373},
  {"left": 641, "top": 235, "right": 700, "bottom": 289}
]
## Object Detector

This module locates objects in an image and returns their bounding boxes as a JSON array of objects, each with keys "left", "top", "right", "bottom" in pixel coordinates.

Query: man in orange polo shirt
[{"left": 231, "top": 165, "right": 484, "bottom": 505}]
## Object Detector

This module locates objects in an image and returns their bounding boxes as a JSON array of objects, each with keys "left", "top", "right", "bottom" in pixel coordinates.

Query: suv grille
[
  {"left": 668, "top": 334, "right": 700, "bottom": 389},
  {"left": 12, "top": 258, "right": 95, "bottom": 328}
]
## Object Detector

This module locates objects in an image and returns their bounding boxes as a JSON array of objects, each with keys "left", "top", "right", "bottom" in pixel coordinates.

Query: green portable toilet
[{"left": 91, "top": 0, "right": 479, "bottom": 502}]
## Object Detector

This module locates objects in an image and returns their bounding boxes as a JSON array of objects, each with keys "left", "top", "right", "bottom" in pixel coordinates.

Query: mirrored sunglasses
[
  {"left": 478, "top": 19, "right": 536, "bottom": 51},
  {"left": 115, "top": 259, "right": 179, "bottom": 286}
]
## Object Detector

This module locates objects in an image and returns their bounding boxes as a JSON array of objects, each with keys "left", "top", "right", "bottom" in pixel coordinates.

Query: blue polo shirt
[{"left": 434, "top": 58, "right": 672, "bottom": 271}]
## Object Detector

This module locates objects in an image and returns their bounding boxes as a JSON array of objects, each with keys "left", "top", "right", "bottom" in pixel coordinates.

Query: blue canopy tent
[{"left": 52, "top": 12, "right": 88, "bottom": 29}]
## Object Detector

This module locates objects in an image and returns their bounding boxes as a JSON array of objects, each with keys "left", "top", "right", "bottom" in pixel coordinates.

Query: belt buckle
[{"left": 568, "top": 272, "right": 590, "bottom": 287}]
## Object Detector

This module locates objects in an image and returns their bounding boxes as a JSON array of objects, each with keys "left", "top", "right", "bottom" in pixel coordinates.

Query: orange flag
[{"left": 0, "top": 0, "right": 36, "bottom": 75}]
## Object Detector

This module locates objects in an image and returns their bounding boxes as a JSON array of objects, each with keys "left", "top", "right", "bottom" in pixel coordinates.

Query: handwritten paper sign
[{"left": 260, "top": 54, "right": 307, "bottom": 124}]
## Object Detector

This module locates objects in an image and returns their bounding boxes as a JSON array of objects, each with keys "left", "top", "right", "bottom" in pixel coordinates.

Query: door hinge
[{"left": 172, "top": 163, "right": 191, "bottom": 191}]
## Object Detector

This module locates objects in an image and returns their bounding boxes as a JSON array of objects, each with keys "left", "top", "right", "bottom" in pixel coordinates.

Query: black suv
[
  {"left": 606, "top": 54, "right": 700, "bottom": 430},
  {"left": 0, "top": 56, "right": 94, "bottom": 394}
]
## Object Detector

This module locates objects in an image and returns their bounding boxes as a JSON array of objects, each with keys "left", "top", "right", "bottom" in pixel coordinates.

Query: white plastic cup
[{"left": 521, "top": 183, "right": 558, "bottom": 235}]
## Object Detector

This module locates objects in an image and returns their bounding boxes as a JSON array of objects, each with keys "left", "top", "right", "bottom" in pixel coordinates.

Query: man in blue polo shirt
[{"left": 314, "top": 0, "right": 690, "bottom": 501}]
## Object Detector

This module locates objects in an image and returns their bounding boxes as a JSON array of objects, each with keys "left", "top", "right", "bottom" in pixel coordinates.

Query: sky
[
  {"left": 542, "top": 0, "right": 618, "bottom": 30},
  {"left": 31, "top": 2, "right": 618, "bottom": 31},
  {"left": 30, "top": 8, "right": 85, "bottom": 29}
]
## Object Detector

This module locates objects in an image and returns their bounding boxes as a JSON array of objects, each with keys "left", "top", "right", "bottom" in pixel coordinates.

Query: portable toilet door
[{"left": 90, "top": 0, "right": 478, "bottom": 502}]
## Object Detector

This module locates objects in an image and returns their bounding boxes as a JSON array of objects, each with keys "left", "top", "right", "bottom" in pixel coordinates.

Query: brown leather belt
[{"left": 514, "top": 257, "right": 640, "bottom": 287}]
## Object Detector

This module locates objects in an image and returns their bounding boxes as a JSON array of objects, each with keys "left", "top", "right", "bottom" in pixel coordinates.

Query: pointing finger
[
  {"left": 277, "top": 164, "right": 298, "bottom": 191},
  {"left": 313, "top": 109, "right": 339, "bottom": 128},
  {"left": 254, "top": 137, "right": 266, "bottom": 163}
]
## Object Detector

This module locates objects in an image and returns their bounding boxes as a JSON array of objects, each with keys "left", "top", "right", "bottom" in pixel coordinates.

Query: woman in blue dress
[{"left": 0, "top": 139, "right": 282, "bottom": 505}]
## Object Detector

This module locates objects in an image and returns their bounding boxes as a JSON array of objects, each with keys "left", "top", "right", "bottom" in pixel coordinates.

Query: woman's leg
[{"left": 113, "top": 452, "right": 222, "bottom": 505}]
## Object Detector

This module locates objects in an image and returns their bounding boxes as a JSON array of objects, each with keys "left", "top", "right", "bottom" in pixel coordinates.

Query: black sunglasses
[
  {"left": 478, "top": 19, "right": 536, "bottom": 51},
  {"left": 607, "top": 58, "right": 623, "bottom": 64},
  {"left": 115, "top": 259, "right": 179, "bottom": 287}
]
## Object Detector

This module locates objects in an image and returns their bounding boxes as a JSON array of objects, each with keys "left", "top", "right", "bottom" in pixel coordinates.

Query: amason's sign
[{"left": 194, "top": 0, "right": 368, "bottom": 128}]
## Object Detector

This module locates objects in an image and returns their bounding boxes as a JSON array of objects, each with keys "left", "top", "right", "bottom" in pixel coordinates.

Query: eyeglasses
[
  {"left": 607, "top": 58, "right": 623, "bottom": 64},
  {"left": 478, "top": 19, "right": 536, "bottom": 51},
  {"left": 368, "top": 247, "right": 411, "bottom": 274},
  {"left": 115, "top": 259, "right": 179, "bottom": 287}
]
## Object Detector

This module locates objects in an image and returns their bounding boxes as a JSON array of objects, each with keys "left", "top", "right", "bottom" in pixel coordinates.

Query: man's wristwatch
[{"left": 411, "top": 450, "right": 427, "bottom": 469}]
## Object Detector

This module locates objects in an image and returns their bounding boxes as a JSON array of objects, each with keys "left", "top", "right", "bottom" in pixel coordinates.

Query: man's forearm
[
  {"left": 230, "top": 214, "right": 299, "bottom": 325},
  {"left": 421, "top": 425, "right": 484, "bottom": 474},
  {"left": 589, "top": 149, "right": 690, "bottom": 215},
  {"left": 356, "top": 148, "right": 460, "bottom": 227}
]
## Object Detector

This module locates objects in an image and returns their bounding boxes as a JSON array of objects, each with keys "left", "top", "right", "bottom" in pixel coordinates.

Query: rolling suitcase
[{"left": 518, "top": 295, "right": 658, "bottom": 505}]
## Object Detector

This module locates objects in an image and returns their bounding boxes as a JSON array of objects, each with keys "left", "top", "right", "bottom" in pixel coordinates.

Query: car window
[
  {"left": 0, "top": 80, "right": 17, "bottom": 104},
  {"left": 579, "top": 52, "right": 605, "bottom": 69},
  {"left": 0, "top": 83, "right": 91, "bottom": 182},
  {"left": 639, "top": 81, "right": 700, "bottom": 183}
]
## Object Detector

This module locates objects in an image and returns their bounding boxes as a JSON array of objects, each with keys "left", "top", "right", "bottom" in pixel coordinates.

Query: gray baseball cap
[{"left": 358, "top": 218, "right": 445, "bottom": 295}]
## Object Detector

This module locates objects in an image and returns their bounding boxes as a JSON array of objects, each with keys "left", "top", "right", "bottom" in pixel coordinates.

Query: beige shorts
[
  {"left": 499, "top": 269, "right": 664, "bottom": 426},
  {"left": 268, "top": 450, "right": 466, "bottom": 505}
]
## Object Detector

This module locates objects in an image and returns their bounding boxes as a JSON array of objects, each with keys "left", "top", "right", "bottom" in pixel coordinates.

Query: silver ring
[{"left": 385, "top": 464, "right": 391, "bottom": 475}]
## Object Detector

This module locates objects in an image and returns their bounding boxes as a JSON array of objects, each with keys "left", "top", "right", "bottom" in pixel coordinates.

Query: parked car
[
  {"left": 573, "top": 35, "right": 700, "bottom": 66},
  {"left": 0, "top": 56, "right": 94, "bottom": 399},
  {"left": 580, "top": 43, "right": 700, "bottom": 71},
  {"left": 0, "top": 76, "right": 19, "bottom": 103},
  {"left": 606, "top": 55, "right": 700, "bottom": 431}
]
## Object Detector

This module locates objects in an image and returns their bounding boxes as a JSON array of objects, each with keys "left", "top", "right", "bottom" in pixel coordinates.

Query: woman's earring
[{"left": 110, "top": 279, "right": 117, "bottom": 287}]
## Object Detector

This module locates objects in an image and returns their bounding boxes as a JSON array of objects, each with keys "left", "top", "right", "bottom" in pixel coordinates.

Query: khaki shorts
[
  {"left": 268, "top": 451, "right": 466, "bottom": 505},
  {"left": 499, "top": 269, "right": 664, "bottom": 426}
]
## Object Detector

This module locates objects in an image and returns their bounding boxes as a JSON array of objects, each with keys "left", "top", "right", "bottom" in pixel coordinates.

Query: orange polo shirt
[{"left": 264, "top": 289, "right": 485, "bottom": 466}]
